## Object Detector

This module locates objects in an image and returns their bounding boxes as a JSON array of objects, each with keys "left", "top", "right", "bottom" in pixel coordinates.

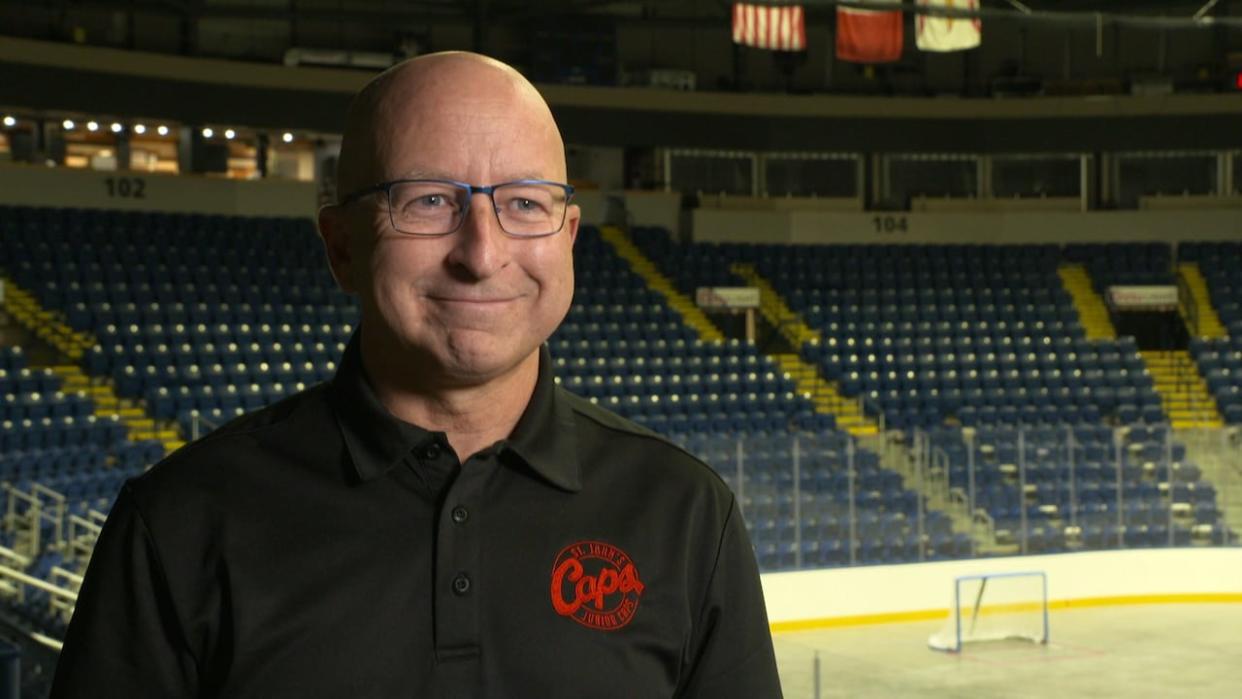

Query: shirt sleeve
[
  {"left": 676, "top": 497, "right": 783, "bottom": 699},
  {"left": 50, "top": 483, "right": 200, "bottom": 698}
]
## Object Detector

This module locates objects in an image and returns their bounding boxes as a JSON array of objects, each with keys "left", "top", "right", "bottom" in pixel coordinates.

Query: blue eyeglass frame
[{"left": 337, "top": 177, "right": 576, "bottom": 238}]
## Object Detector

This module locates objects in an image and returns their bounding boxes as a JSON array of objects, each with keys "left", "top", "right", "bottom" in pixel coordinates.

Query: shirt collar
[
  {"left": 330, "top": 331, "right": 434, "bottom": 482},
  {"left": 330, "top": 330, "right": 581, "bottom": 492},
  {"left": 505, "top": 343, "right": 581, "bottom": 493}
]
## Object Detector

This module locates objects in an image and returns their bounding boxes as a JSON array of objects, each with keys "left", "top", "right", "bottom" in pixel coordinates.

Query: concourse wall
[
  {"left": 693, "top": 207, "right": 1242, "bottom": 246},
  {"left": 0, "top": 163, "right": 317, "bottom": 218}
]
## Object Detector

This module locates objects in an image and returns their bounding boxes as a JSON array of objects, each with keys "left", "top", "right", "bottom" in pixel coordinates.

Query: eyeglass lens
[{"left": 387, "top": 181, "right": 568, "bottom": 236}]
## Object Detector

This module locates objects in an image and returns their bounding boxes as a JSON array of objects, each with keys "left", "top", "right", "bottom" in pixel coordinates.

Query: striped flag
[
  {"left": 916, "top": 0, "right": 982, "bottom": 52},
  {"left": 732, "top": 3, "right": 807, "bottom": 52},
  {"left": 836, "top": 0, "right": 904, "bottom": 64}
]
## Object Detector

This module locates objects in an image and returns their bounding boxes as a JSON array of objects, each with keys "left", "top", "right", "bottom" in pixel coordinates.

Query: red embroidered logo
[{"left": 550, "top": 540, "right": 644, "bottom": 631}]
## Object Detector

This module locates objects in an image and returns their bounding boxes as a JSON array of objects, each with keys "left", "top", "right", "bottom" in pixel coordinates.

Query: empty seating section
[
  {"left": 630, "top": 227, "right": 742, "bottom": 295},
  {"left": 0, "top": 206, "right": 1233, "bottom": 594},
  {"left": 0, "top": 343, "right": 158, "bottom": 639},
  {"left": 628, "top": 228, "right": 1230, "bottom": 549},
  {"left": 554, "top": 230, "right": 928, "bottom": 569},
  {"left": 0, "top": 345, "right": 152, "bottom": 517},
  {"left": 632, "top": 231, "right": 1163, "bottom": 430},
  {"left": 0, "top": 207, "right": 928, "bottom": 574},
  {"left": 0, "top": 205, "right": 359, "bottom": 434},
  {"left": 1182, "top": 242, "right": 1242, "bottom": 424},
  {"left": 1063, "top": 242, "right": 1174, "bottom": 288},
  {"left": 762, "top": 244, "right": 1141, "bottom": 432},
  {"left": 556, "top": 229, "right": 810, "bottom": 437}
]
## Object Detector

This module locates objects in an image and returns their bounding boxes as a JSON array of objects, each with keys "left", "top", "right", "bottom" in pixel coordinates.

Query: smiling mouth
[{"left": 428, "top": 296, "right": 519, "bottom": 305}]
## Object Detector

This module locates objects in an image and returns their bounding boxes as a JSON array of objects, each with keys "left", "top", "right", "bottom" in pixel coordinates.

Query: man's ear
[
  {"left": 564, "top": 204, "right": 581, "bottom": 248},
  {"left": 318, "top": 204, "right": 358, "bottom": 295}
]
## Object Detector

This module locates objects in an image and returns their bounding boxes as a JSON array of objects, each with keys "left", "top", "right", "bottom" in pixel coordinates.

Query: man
[{"left": 52, "top": 52, "right": 782, "bottom": 698}]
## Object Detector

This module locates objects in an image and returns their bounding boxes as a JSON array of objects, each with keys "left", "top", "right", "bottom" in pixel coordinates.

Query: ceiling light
[
  {"left": 202, "top": 127, "right": 214, "bottom": 138},
  {"left": 110, "top": 122, "right": 123, "bottom": 133},
  {"left": 133, "top": 124, "right": 147, "bottom": 135},
  {"left": 2, "top": 116, "right": 15, "bottom": 128},
  {"left": 224, "top": 128, "right": 236, "bottom": 139},
  {"left": 281, "top": 132, "right": 294, "bottom": 143},
  {"left": 156, "top": 125, "right": 169, "bottom": 136},
  {"left": 87, "top": 121, "right": 99, "bottom": 132},
  {"left": 62, "top": 119, "right": 75, "bottom": 130}
]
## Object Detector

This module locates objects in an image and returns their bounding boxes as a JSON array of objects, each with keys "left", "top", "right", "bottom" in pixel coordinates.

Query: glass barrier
[
  {"left": 1116, "top": 151, "right": 1218, "bottom": 208},
  {"left": 666, "top": 149, "right": 756, "bottom": 196},
  {"left": 763, "top": 153, "right": 860, "bottom": 198},
  {"left": 683, "top": 423, "right": 1240, "bottom": 575}
]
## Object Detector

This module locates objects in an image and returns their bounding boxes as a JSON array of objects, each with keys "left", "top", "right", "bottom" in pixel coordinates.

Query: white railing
[
  {"left": 189, "top": 411, "right": 222, "bottom": 441},
  {"left": 65, "top": 512, "right": 105, "bottom": 568},
  {"left": 48, "top": 565, "right": 83, "bottom": 622},
  {"left": 2, "top": 482, "right": 67, "bottom": 558}
]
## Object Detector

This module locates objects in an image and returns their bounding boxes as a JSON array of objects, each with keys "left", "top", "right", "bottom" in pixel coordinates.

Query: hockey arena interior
[{"left": 0, "top": 1, "right": 1241, "bottom": 696}]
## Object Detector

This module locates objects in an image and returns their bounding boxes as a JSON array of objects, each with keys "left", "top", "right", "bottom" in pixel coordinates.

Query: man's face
[{"left": 336, "top": 70, "right": 579, "bottom": 386}]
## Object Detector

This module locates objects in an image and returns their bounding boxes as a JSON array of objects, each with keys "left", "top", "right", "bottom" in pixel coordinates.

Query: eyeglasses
[{"left": 338, "top": 178, "right": 575, "bottom": 238}]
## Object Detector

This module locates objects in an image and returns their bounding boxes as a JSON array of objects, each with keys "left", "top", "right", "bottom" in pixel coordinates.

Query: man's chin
[{"left": 434, "top": 340, "right": 539, "bottom": 386}]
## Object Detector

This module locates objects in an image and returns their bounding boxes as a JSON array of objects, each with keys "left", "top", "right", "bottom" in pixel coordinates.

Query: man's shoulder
[
  {"left": 127, "top": 383, "right": 336, "bottom": 500},
  {"left": 557, "top": 387, "right": 732, "bottom": 492}
]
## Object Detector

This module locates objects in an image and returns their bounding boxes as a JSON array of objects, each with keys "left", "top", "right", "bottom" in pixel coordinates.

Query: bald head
[
  {"left": 318, "top": 50, "right": 580, "bottom": 413},
  {"left": 336, "top": 52, "right": 566, "bottom": 200}
]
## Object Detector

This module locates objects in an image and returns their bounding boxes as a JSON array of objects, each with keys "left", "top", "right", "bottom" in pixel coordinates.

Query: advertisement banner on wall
[
  {"left": 1107, "top": 285, "right": 1179, "bottom": 311},
  {"left": 696, "top": 287, "right": 761, "bottom": 309}
]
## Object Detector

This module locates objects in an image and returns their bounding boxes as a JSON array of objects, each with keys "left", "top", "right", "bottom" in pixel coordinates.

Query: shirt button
[
  {"left": 421, "top": 443, "right": 441, "bottom": 460},
  {"left": 451, "top": 506, "right": 469, "bottom": 524},
  {"left": 452, "top": 573, "right": 471, "bottom": 596}
]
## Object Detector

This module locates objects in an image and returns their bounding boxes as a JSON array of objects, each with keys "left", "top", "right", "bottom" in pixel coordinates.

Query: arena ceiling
[
  {"left": 1, "top": 1, "right": 1238, "bottom": 151},
  {"left": 3, "top": 1, "right": 1234, "bottom": 28}
]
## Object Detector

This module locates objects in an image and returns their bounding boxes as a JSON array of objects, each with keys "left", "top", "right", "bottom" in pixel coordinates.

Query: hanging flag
[
  {"left": 732, "top": 3, "right": 807, "bottom": 51},
  {"left": 836, "top": 0, "right": 904, "bottom": 64},
  {"left": 916, "top": 0, "right": 982, "bottom": 52}
]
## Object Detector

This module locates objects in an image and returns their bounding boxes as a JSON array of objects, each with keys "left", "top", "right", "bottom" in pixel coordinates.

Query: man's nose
[{"left": 445, "top": 193, "right": 510, "bottom": 280}]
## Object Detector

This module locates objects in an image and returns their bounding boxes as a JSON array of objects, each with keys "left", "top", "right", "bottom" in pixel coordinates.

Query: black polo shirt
[{"left": 52, "top": 333, "right": 782, "bottom": 698}]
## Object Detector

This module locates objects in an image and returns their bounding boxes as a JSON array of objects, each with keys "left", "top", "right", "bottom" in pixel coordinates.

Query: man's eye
[
  {"left": 505, "top": 196, "right": 551, "bottom": 214},
  {"left": 398, "top": 192, "right": 457, "bottom": 213}
]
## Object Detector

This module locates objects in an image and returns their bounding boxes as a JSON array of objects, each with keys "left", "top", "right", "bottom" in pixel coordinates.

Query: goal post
[{"left": 928, "top": 571, "right": 1050, "bottom": 653}]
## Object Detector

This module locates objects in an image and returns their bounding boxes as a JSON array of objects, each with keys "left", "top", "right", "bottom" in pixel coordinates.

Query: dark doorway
[{"left": 1113, "top": 310, "right": 1188, "bottom": 351}]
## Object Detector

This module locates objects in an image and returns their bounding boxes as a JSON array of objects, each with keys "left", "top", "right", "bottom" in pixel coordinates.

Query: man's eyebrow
[
  {"left": 391, "top": 170, "right": 557, "bottom": 183},
  {"left": 393, "top": 169, "right": 456, "bottom": 181}
]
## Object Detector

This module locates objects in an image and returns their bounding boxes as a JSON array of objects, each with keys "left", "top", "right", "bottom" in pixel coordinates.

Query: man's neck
[{"left": 360, "top": 341, "right": 541, "bottom": 462}]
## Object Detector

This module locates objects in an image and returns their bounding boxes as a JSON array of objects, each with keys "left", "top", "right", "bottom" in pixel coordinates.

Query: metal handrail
[
  {"left": 1177, "top": 265, "right": 1200, "bottom": 338},
  {"left": 66, "top": 513, "right": 104, "bottom": 567},
  {"left": 190, "top": 411, "right": 222, "bottom": 441},
  {"left": 0, "top": 564, "right": 78, "bottom": 601}
]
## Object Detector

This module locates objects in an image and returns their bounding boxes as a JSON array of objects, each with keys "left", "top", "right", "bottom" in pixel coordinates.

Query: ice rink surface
[{"left": 774, "top": 603, "right": 1242, "bottom": 698}]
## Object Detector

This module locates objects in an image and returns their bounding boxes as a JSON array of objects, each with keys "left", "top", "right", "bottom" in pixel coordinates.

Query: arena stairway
[
  {"left": 1140, "top": 350, "right": 1222, "bottom": 429},
  {"left": 1177, "top": 263, "right": 1228, "bottom": 339},
  {"left": 1, "top": 276, "right": 181, "bottom": 453},
  {"left": 1057, "top": 263, "right": 1116, "bottom": 340},
  {"left": 1179, "top": 242, "right": 1242, "bottom": 424},
  {"left": 729, "top": 262, "right": 879, "bottom": 438},
  {"left": 597, "top": 226, "right": 724, "bottom": 342},
  {"left": 1, "top": 277, "right": 93, "bottom": 362}
]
